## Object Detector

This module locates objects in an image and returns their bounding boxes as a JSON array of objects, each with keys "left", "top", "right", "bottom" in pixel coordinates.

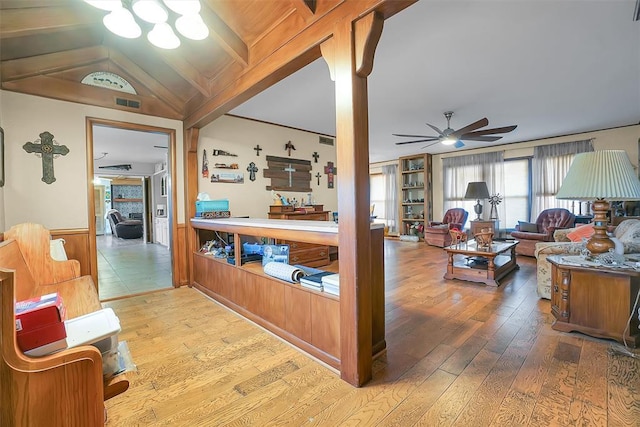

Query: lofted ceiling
[{"left": 2, "top": 1, "right": 639, "bottom": 164}]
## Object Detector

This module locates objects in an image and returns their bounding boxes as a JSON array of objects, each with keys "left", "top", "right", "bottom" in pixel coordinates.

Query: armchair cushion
[{"left": 517, "top": 221, "right": 538, "bottom": 232}]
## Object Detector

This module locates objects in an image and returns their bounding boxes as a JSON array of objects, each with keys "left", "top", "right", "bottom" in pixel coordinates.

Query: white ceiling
[
  {"left": 231, "top": 0, "right": 640, "bottom": 163},
  {"left": 92, "top": 124, "right": 169, "bottom": 165}
]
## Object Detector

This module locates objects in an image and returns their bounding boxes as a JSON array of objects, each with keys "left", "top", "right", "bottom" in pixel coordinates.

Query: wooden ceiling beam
[
  {"left": 0, "top": 6, "right": 101, "bottom": 39},
  {"left": 1, "top": 46, "right": 108, "bottom": 81},
  {"left": 199, "top": 7, "right": 249, "bottom": 67},
  {"left": 107, "top": 49, "right": 184, "bottom": 113},
  {"left": 291, "top": 0, "right": 315, "bottom": 20},
  {"left": 3, "top": 76, "right": 182, "bottom": 119},
  {"left": 154, "top": 49, "right": 211, "bottom": 98},
  {"left": 185, "top": 0, "right": 415, "bottom": 129}
]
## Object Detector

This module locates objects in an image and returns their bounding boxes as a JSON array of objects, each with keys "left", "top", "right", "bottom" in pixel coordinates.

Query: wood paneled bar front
[{"left": 190, "top": 218, "right": 386, "bottom": 376}]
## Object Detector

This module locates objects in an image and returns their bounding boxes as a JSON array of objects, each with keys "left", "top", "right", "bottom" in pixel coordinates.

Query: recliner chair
[
  {"left": 510, "top": 208, "right": 575, "bottom": 256},
  {"left": 107, "top": 209, "right": 143, "bottom": 239},
  {"left": 424, "top": 208, "right": 469, "bottom": 247}
]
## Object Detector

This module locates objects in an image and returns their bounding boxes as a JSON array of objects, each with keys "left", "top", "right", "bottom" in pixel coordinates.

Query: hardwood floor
[{"left": 103, "top": 239, "right": 640, "bottom": 426}]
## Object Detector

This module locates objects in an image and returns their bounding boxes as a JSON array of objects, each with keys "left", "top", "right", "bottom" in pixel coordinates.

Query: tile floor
[{"left": 97, "top": 235, "right": 173, "bottom": 300}]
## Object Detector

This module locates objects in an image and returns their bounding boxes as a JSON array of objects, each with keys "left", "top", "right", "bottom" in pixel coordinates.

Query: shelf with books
[{"left": 399, "top": 154, "right": 432, "bottom": 240}]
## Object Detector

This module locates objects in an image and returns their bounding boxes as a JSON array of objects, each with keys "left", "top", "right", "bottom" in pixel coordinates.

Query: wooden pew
[{"left": 0, "top": 223, "right": 129, "bottom": 426}]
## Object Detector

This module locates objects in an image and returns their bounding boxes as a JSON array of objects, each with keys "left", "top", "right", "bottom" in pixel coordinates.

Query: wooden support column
[
  {"left": 184, "top": 127, "right": 200, "bottom": 286},
  {"left": 322, "top": 11, "right": 383, "bottom": 387}
]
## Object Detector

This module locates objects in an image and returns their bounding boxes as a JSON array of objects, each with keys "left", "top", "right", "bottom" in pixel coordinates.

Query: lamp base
[
  {"left": 473, "top": 200, "right": 483, "bottom": 221},
  {"left": 586, "top": 199, "right": 615, "bottom": 254}
]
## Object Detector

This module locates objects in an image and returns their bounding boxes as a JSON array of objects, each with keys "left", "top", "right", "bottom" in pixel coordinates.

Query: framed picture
[{"left": 0, "top": 127, "right": 4, "bottom": 187}]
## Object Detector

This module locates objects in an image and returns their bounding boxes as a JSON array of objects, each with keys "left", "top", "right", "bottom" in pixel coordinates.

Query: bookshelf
[{"left": 399, "top": 154, "right": 432, "bottom": 239}]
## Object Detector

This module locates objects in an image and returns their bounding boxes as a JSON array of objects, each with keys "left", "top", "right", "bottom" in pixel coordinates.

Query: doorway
[{"left": 86, "top": 118, "right": 176, "bottom": 300}]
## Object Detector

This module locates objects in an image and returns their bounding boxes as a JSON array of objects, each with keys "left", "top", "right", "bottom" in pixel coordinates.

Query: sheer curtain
[
  {"left": 382, "top": 164, "right": 398, "bottom": 234},
  {"left": 442, "top": 151, "right": 505, "bottom": 226},
  {"left": 531, "top": 139, "right": 594, "bottom": 220}
]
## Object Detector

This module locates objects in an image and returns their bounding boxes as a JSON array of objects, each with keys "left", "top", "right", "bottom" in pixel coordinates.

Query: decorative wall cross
[
  {"left": 284, "top": 164, "right": 296, "bottom": 187},
  {"left": 324, "top": 161, "right": 337, "bottom": 189},
  {"left": 315, "top": 172, "right": 322, "bottom": 185},
  {"left": 254, "top": 144, "right": 262, "bottom": 156},
  {"left": 285, "top": 141, "right": 296, "bottom": 156},
  {"left": 312, "top": 152, "right": 319, "bottom": 163},
  {"left": 23, "top": 131, "right": 69, "bottom": 184},
  {"left": 246, "top": 162, "right": 258, "bottom": 181}
]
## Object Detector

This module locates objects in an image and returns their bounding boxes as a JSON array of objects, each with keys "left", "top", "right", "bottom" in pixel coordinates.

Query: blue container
[{"left": 196, "top": 199, "right": 229, "bottom": 214}]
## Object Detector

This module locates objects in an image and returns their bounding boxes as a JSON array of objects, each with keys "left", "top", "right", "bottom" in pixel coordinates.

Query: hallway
[{"left": 97, "top": 235, "right": 172, "bottom": 300}]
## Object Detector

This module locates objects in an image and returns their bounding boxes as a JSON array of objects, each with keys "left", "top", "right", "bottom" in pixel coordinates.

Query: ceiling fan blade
[
  {"left": 395, "top": 138, "right": 439, "bottom": 145},
  {"left": 420, "top": 140, "right": 442, "bottom": 149},
  {"left": 393, "top": 133, "right": 437, "bottom": 138},
  {"left": 425, "top": 123, "right": 444, "bottom": 136},
  {"left": 461, "top": 136, "right": 503, "bottom": 142},
  {"left": 450, "top": 118, "right": 489, "bottom": 139},
  {"left": 461, "top": 125, "right": 517, "bottom": 138}
]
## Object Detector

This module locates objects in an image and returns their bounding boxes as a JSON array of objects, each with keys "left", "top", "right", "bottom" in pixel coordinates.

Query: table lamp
[
  {"left": 464, "top": 182, "right": 490, "bottom": 221},
  {"left": 556, "top": 150, "right": 640, "bottom": 254}
]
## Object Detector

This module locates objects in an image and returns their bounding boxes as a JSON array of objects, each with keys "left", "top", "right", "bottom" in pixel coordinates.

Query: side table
[{"left": 548, "top": 255, "right": 640, "bottom": 347}]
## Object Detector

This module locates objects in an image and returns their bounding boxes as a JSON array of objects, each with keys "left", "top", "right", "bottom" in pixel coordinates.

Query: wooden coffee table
[{"left": 443, "top": 240, "right": 519, "bottom": 286}]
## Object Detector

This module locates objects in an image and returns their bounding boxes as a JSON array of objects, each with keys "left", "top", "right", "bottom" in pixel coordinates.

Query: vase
[{"left": 489, "top": 204, "right": 499, "bottom": 220}]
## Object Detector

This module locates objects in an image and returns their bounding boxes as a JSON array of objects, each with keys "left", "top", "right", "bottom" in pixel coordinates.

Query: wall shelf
[{"left": 113, "top": 198, "right": 142, "bottom": 202}]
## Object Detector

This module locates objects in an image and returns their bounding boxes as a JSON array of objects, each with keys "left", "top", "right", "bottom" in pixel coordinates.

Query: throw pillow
[
  {"left": 517, "top": 221, "right": 538, "bottom": 232},
  {"left": 566, "top": 223, "right": 594, "bottom": 242}
]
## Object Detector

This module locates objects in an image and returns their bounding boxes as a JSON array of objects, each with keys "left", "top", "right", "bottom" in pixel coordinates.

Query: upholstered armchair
[
  {"left": 107, "top": 209, "right": 144, "bottom": 239},
  {"left": 510, "top": 208, "right": 575, "bottom": 256},
  {"left": 424, "top": 208, "right": 469, "bottom": 247}
]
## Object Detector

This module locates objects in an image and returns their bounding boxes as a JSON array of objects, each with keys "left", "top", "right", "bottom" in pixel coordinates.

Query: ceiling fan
[{"left": 394, "top": 111, "right": 517, "bottom": 149}]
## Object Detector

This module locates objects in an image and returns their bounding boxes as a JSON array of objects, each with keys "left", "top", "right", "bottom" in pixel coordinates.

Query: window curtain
[
  {"left": 442, "top": 151, "right": 505, "bottom": 226},
  {"left": 382, "top": 164, "right": 398, "bottom": 233},
  {"left": 531, "top": 139, "right": 594, "bottom": 220}
]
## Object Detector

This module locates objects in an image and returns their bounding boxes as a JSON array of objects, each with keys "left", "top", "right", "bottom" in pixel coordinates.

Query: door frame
[{"left": 85, "top": 117, "right": 177, "bottom": 292}]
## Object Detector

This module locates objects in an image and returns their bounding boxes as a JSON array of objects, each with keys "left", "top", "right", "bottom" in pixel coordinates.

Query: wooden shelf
[
  {"left": 401, "top": 168, "right": 424, "bottom": 174},
  {"left": 402, "top": 218, "right": 424, "bottom": 222},
  {"left": 399, "top": 154, "right": 433, "bottom": 240},
  {"left": 113, "top": 198, "right": 142, "bottom": 202}
]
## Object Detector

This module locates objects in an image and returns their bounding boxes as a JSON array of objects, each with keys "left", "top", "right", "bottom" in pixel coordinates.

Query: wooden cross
[
  {"left": 254, "top": 144, "right": 262, "bottom": 156},
  {"left": 246, "top": 162, "right": 258, "bottom": 181},
  {"left": 23, "top": 131, "right": 69, "bottom": 184},
  {"left": 284, "top": 164, "right": 296, "bottom": 187},
  {"left": 285, "top": 141, "right": 296, "bottom": 156},
  {"left": 315, "top": 172, "right": 322, "bottom": 185},
  {"left": 312, "top": 152, "right": 319, "bottom": 163},
  {"left": 323, "top": 161, "right": 336, "bottom": 189}
]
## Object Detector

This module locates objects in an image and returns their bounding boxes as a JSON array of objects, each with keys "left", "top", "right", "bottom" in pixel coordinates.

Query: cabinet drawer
[
  {"left": 289, "top": 246, "right": 330, "bottom": 266},
  {"left": 279, "top": 240, "right": 318, "bottom": 251}
]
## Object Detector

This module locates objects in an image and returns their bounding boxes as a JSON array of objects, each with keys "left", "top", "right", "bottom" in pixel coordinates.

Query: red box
[{"left": 15, "top": 293, "right": 67, "bottom": 352}]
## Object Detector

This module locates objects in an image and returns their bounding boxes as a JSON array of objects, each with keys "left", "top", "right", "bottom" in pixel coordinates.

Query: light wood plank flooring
[{"left": 103, "top": 239, "right": 640, "bottom": 426}]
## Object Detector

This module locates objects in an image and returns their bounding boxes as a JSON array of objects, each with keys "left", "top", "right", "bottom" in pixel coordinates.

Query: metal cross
[
  {"left": 284, "top": 164, "right": 296, "bottom": 187},
  {"left": 315, "top": 172, "right": 322, "bottom": 185},
  {"left": 312, "top": 151, "right": 319, "bottom": 163},
  {"left": 23, "top": 131, "right": 69, "bottom": 184},
  {"left": 254, "top": 144, "right": 262, "bottom": 156},
  {"left": 285, "top": 141, "right": 296, "bottom": 156},
  {"left": 246, "top": 162, "right": 258, "bottom": 181}
]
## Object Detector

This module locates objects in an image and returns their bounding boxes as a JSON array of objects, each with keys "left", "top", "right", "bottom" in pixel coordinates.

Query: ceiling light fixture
[
  {"left": 440, "top": 137, "right": 457, "bottom": 145},
  {"left": 83, "top": 0, "right": 208, "bottom": 49}
]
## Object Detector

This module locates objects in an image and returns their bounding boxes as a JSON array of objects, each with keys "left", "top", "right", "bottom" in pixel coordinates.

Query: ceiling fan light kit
[
  {"left": 393, "top": 111, "right": 517, "bottom": 150},
  {"left": 84, "top": 0, "right": 208, "bottom": 49}
]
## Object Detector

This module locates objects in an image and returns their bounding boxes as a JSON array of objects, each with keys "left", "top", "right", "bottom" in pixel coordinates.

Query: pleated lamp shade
[{"left": 556, "top": 150, "right": 640, "bottom": 201}]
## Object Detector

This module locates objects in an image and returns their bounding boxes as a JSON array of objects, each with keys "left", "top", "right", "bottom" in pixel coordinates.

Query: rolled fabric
[{"left": 263, "top": 262, "right": 306, "bottom": 283}]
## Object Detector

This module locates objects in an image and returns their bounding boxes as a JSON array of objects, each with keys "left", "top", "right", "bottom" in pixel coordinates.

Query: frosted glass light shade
[
  {"left": 556, "top": 150, "right": 640, "bottom": 200},
  {"left": 147, "top": 23, "right": 181, "bottom": 49},
  {"left": 163, "top": 0, "right": 201, "bottom": 15},
  {"left": 103, "top": 7, "right": 142, "bottom": 39},
  {"left": 132, "top": 0, "right": 168, "bottom": 24},
  {"left": 175, "top": 14, "right": 209, "bottom": 40},
  {"left": 441, "top": 137, "right": 457, "bottom": 146},
  {"left": 84, "top": 0, "right": 122, "bottom": 11}
]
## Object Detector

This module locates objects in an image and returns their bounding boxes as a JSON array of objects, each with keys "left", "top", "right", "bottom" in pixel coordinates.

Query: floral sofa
[{"left": 534, "top": 219, "right": 640, "bottom": 299}]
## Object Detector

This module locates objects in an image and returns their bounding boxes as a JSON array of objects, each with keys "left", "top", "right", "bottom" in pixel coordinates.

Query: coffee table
[{"left": 443, "top": 240, "right": 519, "bottom": 286}]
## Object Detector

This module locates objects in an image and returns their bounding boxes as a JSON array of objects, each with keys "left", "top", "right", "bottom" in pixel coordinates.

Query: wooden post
[
  {"left": 322, "top": 11, "right": 383, "bottom": 387},
  {"left": 185, "top": 127, "right": 200, "bottom": 286}
]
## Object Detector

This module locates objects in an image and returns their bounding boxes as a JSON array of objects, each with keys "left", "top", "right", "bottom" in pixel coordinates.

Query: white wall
[
  {"left": 198, "top": 115, "right": 338, "bottom": 218},
  {"left": 0, "top": 91, "right": 184, "bottom": 231},
  {"left": 431, "top": 124, "right": 640, "bottom": 220}
]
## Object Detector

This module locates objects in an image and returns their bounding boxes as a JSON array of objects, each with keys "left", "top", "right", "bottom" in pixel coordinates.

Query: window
[
  {"left": 370, "top": 173, "right": 386, "bottom": 222},
  {"left": 503, "top": 158, "right": 530, "bottom": 230}
]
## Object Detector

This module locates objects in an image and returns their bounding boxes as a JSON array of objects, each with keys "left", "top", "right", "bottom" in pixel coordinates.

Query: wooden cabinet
[
  {"left": 268, "top": 207, "right": 331, "bottom": 267},
  {"left": 155, "top": 217, "right": 169, "bottom": 247},
  {"left": 549, "top": 256, "right": 640, "bottom": 347},
  {"left": 190, "top": 218, "right": 386, "bottom": 373},
  {"left": 399, "top": 154, "right": 432, "bottom": 239}
]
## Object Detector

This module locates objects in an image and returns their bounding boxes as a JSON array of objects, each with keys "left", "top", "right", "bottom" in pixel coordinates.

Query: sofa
[{"left": 534, "top": 219, "right": 640, "bottom": 299}]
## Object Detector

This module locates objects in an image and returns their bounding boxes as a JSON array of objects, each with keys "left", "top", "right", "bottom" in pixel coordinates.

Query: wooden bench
[{"left": 0, "top": 223, "right": 129, "bottom": 426}]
